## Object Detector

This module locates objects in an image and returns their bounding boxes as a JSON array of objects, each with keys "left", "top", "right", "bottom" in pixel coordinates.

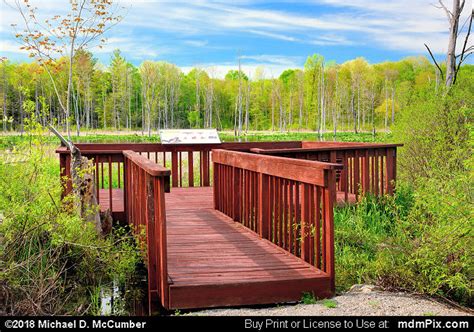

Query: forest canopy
[{"left": 2, "top": 52, "right": 472, "bottom": 136}]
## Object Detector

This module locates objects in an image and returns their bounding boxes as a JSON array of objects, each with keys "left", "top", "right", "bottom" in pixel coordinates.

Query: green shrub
[
  {"left": 334, "top": 84, "right": 473, "bottom": 306},
  {"left": 0, "top": 134, "right": 141, "bottom": 315}
]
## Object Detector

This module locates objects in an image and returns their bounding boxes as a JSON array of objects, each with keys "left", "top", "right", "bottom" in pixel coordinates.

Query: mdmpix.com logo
[{"left": 398, "top": 319, "right": 470, "bottom": 329}]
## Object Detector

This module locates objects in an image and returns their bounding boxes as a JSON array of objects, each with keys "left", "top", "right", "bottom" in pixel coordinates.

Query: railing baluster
[
  {"left": 188, "top": 151, "right": 194, "bottom": 187},
  {"left": 283, "top": 178, "right": 288, "bottom": 250},
  {"left": 108, "top": 155, "right": 113, "bottom": 212},
  {"left": 171, "top": 151, "right": 178, "bottom": 187},
  {"left": 288, "top": 180, "right": 294, "bottom": 254},
  {"left": 118, "top": 161, "right": 121, "bottom": 189},
  {"left": 179, "top": 152, "right": 182, "bottom": 187},
  {"left": 380, "top": 150, "right": 385, "bottom": 195},
  {"left": 374, "top": 149, "right": 380, "bottom": 196},
  {"left": 294, "top": 180, "right": 300, "bottom": 257},
  {"left": 95, "top": 155, "right": 99, "bottom": 203},
  {"left": 315, "top": 186, "right": 321, "bottom": 269}
]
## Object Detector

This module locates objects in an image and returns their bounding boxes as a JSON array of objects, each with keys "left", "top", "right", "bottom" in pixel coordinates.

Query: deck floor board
[{"left": 165, "top": 187, "right": 331, "bottom": 309}]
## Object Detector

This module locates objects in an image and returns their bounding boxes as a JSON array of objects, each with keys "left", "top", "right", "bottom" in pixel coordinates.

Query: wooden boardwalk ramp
[{"left": 166, "top": 187, "right": 331, "bottom": 309}]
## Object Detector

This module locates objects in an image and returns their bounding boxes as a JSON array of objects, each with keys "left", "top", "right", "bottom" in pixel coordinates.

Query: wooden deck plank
[{"left": 165, "top": 187, "right": 331, "bottom": 309}]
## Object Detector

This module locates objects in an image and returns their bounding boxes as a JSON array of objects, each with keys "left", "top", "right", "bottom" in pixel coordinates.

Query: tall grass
[{"left": 334, "top": 185, "right": 472, "bottom": 306}]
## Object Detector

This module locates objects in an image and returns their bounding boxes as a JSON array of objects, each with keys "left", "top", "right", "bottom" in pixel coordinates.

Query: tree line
[{"left": 1, "top": 51, "right": 472, "bottom": 136}]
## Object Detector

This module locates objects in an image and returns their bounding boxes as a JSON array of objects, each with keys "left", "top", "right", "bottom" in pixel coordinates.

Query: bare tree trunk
[
  {"left": 391, "top": 86, "right": 395, "bottom": 124},
  {"left": 351, "top": 89, "right": 357, "bottom": 134},
  {"left": 245, "top": 81, "right": 250, "bottom": 133},
  {"left": 237, "top": 60, "right": 243, "bottom": 136},
  {"left": 278, "top": 86, "right": 283, "bottom": 132},
  {"left": 371, "top": 86, "right": 376, "bottom": 137},
  {"left": 298, "top": 74, "right": 304, "bottom": 132},
  {"left": 319, "top": 62, "right": 325, "bottom": 139},
  {"left": 271, "top": 82, "right": 275, "bottom": 131},
  {"left": 288, "top": 91, "right": 293, "bottom": 130},
  {"left": 141, "top": 90, "right": 145, "bottom": 135},
  {"left": 127, "top": 69, "right": 131, "bottom": 130},
  {"left": 102, "top": 89, "right": 107, "bottom": 129},
  {"left": 2, "top": 63, "right": 7, "bottom": 132},
  {"left": 333, "top": 69, "right": 338, "bottom": 138},
  {"left": 48, "top": 124, "right": 103, "bottom": 234},
  {"left": 195, "top": 72, "right": 200, "bottom": 128},
  {"left": 66, "top": 46, "right": 74, "bottom": 139},
  {"left": 445, "top": 0, "right": 463, "bottom": 86},
  {"left": 112, "top": 74, "right": 117, "bottom": 130},
  {"left": 19, "top": 90, "right": 24, "bottom": 134},
  {"left": 384, "top": 78, "right": 388, "bottom": 130},
  {"left": 357, "top": 80, "right": 360, "bottom": 132}
]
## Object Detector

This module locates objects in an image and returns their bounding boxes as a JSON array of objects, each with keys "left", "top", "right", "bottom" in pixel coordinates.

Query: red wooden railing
[
  {"left": 123, "top": 150, "right": 170, "bottom": 312},
  {"left": 57, "top": 141, "right": 302, "bottom": 221},
  {"left": 212, "top": 149, "right": 343, "bottom": 292},
  {"left": 251, "top": 142, "right": 402, "bottom": 202}
]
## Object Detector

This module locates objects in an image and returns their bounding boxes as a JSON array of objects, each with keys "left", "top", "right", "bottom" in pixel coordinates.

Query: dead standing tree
[
  {"left": 10, "top": 0, "right": 122, "bottom": 234},
  {"left": 425, "top": 0, "right": 473, "bottom": 87},
  {"left": 48, "top": 124, "right": 103, "bottom": 234}
]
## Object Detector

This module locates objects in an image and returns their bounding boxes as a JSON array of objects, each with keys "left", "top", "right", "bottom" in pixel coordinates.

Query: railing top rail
[
  {"left": 56, "top": 141, "right": 303, "bottom": 154},
  {"left": 56, "top": 147, "right": 126, "bottom": 155},
  {"left": 123, "top": 150, "right": 171, "bottom": 177},
  {"left": 302, "top": 141, "right": 403, "bottom": 147},
  {"left": 212, "top": 149, "right": 342, "bottom": 187},
  {"left": 252, "top": 142, "right": 403, "bottom": 155}
]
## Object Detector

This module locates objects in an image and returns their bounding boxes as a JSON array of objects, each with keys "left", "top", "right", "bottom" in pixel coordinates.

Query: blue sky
[{"left": 1, "top": 0, "right": 472, "bottom": 77}]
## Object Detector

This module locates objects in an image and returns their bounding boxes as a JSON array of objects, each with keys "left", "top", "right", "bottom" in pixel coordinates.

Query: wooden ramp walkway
[
  {"left": 98, "top": 187, "right": 333, "bottom": 309},
  {"left": 165, "top": 187, "right": 331, "bottom": 309}
]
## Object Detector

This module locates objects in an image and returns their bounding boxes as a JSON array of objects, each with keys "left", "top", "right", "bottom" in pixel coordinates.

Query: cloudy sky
[{"left": 1, "top": 0, "right": 472, "bottom": 77}]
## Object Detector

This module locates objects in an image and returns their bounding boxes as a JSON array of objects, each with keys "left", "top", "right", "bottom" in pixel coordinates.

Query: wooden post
[
  {"left": 213, "top": 163, "right": 219, "bottom": 210},
  {"left": 59, "top": 153, "right": 67, "bottom": 199},
  {"left": 123, "top": 157, "right": 128, "bottom": 223},
  {"left": 386, "top": 147, "right": 395, "bottom": 195},
  {"left": 145, "top": 174, "right": 158, "bottom": 315},
  {"left": 154, "top": 176, "right": 169, "bottom": 309},
  {"left": 393, "top": 148, "right": 397, "bottom": 191},
  {"left": 258, "top": 173, "right": 269, "bottom": 238},
  {"left": 329, "top": 151, "right": 337, "bottom": 203},
  {"left": 323, "top": 169, "right": 336, "bottom": 293}
]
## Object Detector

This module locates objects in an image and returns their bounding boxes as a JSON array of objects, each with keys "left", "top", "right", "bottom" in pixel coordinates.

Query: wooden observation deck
[{"left": 57, "top": 140, "right": 400, "bottom": 312}]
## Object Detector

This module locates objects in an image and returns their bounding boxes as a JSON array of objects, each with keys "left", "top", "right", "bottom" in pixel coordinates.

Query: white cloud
[
  {"left": 0, "top": 39, "right": 27, "bottom": 54},
  {"left": 181, "top": 54, "right": 303, "bottom": 79},
  {"left": 1, "top": 0, "right": 472, "bottom": 63},
  {"left": 240, "top": 54, "right": 303, "bottom": 67},
  {"left": 247, "top": 30, "right": 298, "bottom": 42},
  {"left": 183, "top": 40, "right": 208, "bottom": 47}
]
